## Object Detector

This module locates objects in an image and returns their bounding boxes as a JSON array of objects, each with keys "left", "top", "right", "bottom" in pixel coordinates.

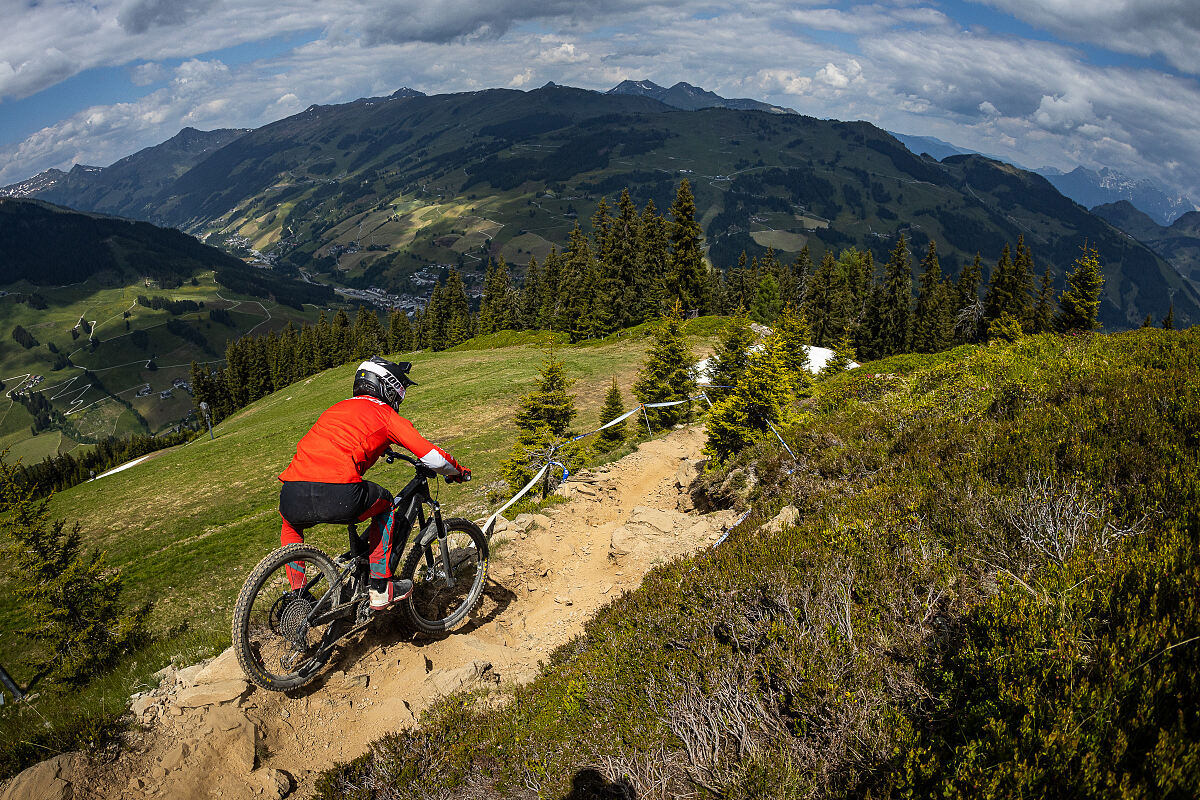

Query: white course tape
[
  {"left": 484, "top": 461, "right": 550, "bottom": 535},
  {"left": 485, "top": 394, "right": 711, "bottom": 536},
  {"left": 711, "top": 509, "right": 752, "bottom": 548},
  {"left": 765, "top": 418, "right": 798, "bottom": 461}
]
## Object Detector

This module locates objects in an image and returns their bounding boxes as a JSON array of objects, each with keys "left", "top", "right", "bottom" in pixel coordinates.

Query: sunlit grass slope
[{"left": 0, "top": 320, "right": 717, "bottom": 669}]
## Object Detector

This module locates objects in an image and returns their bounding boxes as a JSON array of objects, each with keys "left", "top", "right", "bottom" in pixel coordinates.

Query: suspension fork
[{"left": 421, "top": 501, "right": 456, "bottom": 588}]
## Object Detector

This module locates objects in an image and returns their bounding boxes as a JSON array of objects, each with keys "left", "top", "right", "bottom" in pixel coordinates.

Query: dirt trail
[{"left": 45, "top": 425, "right": 734, "bottom": 800}]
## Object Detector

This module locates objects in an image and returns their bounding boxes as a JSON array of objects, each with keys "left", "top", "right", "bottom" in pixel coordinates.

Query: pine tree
[
  {"left": 1141, "top": 314, "right": 1154, "bottom": 328},
  {"left": 387, "top": 310, "right": 412, "bottom": 353},
  {"left": 704, "top": 333, "right": 794, "bottom": 462},
  {"left": 708, "top": 309, "right": 756, "bottom": 390},
  {"left": 595, "top": 377, "right": 627, "bottom": 452},
  {"left": 820, "top": 330, "right": 857, "bottom": 377},
  {"left": 0, "top": 460, "right": 150, "bottom": 686},
  {"left": 499, "top": 353, "right": 578, "bottom": 493},
  {"left": 1163, "top": 303, "right": 1175, "bottom": 330},
  {"left": 354, "top": 305, "right": 385, "bottom": 359},
  {"left": 638, "top": 201, "right": 670, "bottom": 319},
  {"left": 912, "top": 241, "right": 953, "bottom": 353},
  {"left": 955, "top": 253, "right": 985, "bottom": 344},
  {"left": 750, "top": 273, "right": 782, "bottom": 324},
  {"left": 513, "top": 357, "right": 577, "bottom": 437},
  {"left": 804, "top": 250, "right": 839, "bottom": 347},
  {"left": 1031, "top": 265, "right": 1056, "bottom": 334},
  {"left": 775, "top": 303, "right": 813, "bottom": 383},
  {"left": 633, "top": 304, "right": 698, "bottom": 428},
  {"left": 1055, "top": 244, "right": 1105, "bottom": 333},
  {"left": 876, "top": 234, "right": 913, "bottom": 356},
  {"left": 667, "top": 179, "right": 709, "bottom": 313}
]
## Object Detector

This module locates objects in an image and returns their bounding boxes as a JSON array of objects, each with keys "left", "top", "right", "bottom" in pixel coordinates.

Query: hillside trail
[{"left": 59, "top": 424, "right": 736, "bottom": 800}]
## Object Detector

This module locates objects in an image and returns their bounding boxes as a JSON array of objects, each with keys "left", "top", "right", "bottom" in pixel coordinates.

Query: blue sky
[{"left": 2, "top": 1, "right": 1200, "bottom": 201}]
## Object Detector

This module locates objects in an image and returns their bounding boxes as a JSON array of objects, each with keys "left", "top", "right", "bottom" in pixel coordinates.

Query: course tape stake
[{"left": 484, "top": 394, "right": 709, "bottom": 535}]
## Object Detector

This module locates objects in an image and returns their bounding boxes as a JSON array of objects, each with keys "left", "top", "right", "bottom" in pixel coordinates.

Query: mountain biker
[{"left": 277, "top": 356, "right": 470, "bottom": 611}]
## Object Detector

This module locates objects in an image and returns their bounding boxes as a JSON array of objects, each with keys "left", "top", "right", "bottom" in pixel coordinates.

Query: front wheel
[
  {"left": 231, "top": 543, "right": 349, "bottom": 691},
  {"left": 399, "top": 518, "right": 488, "bottom": 635}
]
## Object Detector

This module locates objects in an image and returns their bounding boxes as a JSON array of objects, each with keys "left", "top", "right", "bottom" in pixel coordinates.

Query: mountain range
[
  {"left": 887, "top": 131, "right": 1197, "bottom": 227},
  {"left": 3, "top": 82, "right": 1197, "bottom": 329},
  {"left": 1092, "top": 200, "right": 1200, "bottom": 285}
]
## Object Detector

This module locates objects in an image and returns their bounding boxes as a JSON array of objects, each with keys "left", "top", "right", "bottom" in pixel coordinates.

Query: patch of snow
[
  {"left": 93, "top": 453, "right": 153, "bottom": 480},
  {"left": 695, "top": 344, "right": 858, "bottom": 385}
]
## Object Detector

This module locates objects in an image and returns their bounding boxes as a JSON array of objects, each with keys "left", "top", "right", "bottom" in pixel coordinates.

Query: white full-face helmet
[{"left": 353, "top": 356, "right": 416, "bottom": 412}]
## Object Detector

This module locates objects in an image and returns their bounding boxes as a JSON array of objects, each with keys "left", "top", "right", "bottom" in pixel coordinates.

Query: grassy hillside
[
  {"left": 10, "top": 87, "right": 1196, "bottom": 328},
  {"left": 0, "top": 272, "right": 322, "bottom": 463},
  {"left": 0, "top": 319, "right": 718, "bottom": 674},
  {"left": 316, "top": 328, "right": 1200, "bottom": 799}
]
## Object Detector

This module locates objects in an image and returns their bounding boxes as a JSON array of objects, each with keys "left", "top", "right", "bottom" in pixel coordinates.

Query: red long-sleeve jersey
[{"left": 279, "top": 396, "right": 462, "bottom": 484}]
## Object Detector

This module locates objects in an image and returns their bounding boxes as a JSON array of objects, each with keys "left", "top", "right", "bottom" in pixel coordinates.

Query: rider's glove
[{"left": 446, "top": 467, "right": 471, "bottom": 484}]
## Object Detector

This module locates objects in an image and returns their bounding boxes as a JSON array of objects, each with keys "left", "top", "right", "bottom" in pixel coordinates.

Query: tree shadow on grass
[{"left": 562, "top": 768, "right": 638, "bottom": 800}]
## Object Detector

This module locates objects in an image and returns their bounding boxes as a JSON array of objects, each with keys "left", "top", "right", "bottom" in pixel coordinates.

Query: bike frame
[{"left": 305, "top": 452, "right": 456, "bottom": 628}]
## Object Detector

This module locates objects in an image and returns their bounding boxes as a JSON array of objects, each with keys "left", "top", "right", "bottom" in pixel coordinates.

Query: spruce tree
[
  {"left": 387, "top": 310, "right": 412, "bottom": 353},
  {"left": 791, "top": 246, "right": 814, "bottom": 307},
  {"left": 560, "top": 225, "right": 597, "bottom": 341},
  {"left": 750, "top": 273, "right": 782, "bottom": 324},
  {"left": 1055, "top": 244, "right": 1105, "bottom": 333},
  {"left": 704, "top": 333, "right": 794, "bottom": 462},
  {"left": 354, "top": 305, "right": 385, "bottom": 358},
  {"left": 804, "top": 250, "right": 839, "bottom": 347},
  {"left": 499, "top": 353, "right": 578, "bottom": 493},
  {"left": 708, "top": 309, "right": 756, "bottom": 390},
  {"left": 912, "top": 241, "right": 950, "bottom": 352},
  {"left": 0, "top": 460, "right": 150, "bottom": 686},
  {"left": 519, "top": 257, "right": 543, "bottom": 330},
  {"left": 1163, "top": 304, "right": 1175, "bottom": 330},
  {"left": 443, "top": 269, "right": 473, "bottom": 347},
  {"left": 479, "top": 258, "right": 514, "bottom": 335},
  {"left": 633, "top": 305, "right": 698, "bottom": 428},
  {"left": 638, "top": 201, "right": 670, "bottom": 319},
  {"left": 876, "top": 234, "right": 913, "bottom": 357},
  {"left": 612, "top": 190, "right": 648, "bottom": 329},
  {"left": 775, "top": 304, "right": 813, "bottom": 383},
  {"left": 820, "top": 331, "right": 858, "bottom": 377},
  {"left": 955, "top": 253, "right": 985, "bottom": 344},
  {"left": 513, "top": 357, "right": 577, "bottom": 437},
  {"left": 1031, "top": 265, "right": 1056, "bottom": 334},
  {"left": 595, "top": 377, "right": 627, "bottom": 452},
  {"left": 667, "top": 179, "right": 709, "bottom": 313}
]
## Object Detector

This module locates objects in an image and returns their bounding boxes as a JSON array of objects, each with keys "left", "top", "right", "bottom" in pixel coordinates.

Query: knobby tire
[
  {"left": 399, "top": 517, "right": 488, "bottom": 635},
  {"left": 231, "top": 543, "right": 348, "bottom": 692}
]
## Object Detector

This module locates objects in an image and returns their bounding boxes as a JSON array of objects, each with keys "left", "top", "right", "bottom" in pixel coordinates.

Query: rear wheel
[
  {"left": 399, "top": 518, "right": 488, "bottom": 635},
  {"left": 231, "top": 544, "right": 350, "bottom": 691}
]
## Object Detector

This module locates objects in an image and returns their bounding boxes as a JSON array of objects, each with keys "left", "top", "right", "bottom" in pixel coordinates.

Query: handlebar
[{"left": 383, "top": 450, "right": 471, "bottom": 482}]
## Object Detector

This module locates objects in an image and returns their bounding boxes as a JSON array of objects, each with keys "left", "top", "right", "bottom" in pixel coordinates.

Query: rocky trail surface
[{"left": 4, "top": 425, "right": 739, "bottom": 800}]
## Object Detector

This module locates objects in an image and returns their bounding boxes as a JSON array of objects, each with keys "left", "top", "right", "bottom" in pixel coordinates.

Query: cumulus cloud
[
  {"left": 975, "top": 0, "right": 1200, "bottom": 75},
  {"left": 2, "top": 0, "right": 1200, "bottom": 201}
]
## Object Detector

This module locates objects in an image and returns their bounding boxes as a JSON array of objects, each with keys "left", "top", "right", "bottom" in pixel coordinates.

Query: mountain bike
[{"left": 232, "top": 451, "right": 488, "bottom": 692}]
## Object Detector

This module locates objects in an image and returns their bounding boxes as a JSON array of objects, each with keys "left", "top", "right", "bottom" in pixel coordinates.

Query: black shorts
[{"left": 278, "top": 480, "right": 392, "bottom": 530}]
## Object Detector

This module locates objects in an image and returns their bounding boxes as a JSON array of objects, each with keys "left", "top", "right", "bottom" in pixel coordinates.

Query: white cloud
[
  {"left": 1, "top": 1, "right": 1200, "bottom": 202},
  {"left": 974, "top": 0, "right": 1200, "bottom": 75}
]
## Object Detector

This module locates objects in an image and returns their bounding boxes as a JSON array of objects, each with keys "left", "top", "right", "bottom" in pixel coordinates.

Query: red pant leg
[
  {"left": 358, "top": 496, "right": 394, "bottom": 580},
  {"left": 281, "top": 515, "right": 307, "bottom": 590}
]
